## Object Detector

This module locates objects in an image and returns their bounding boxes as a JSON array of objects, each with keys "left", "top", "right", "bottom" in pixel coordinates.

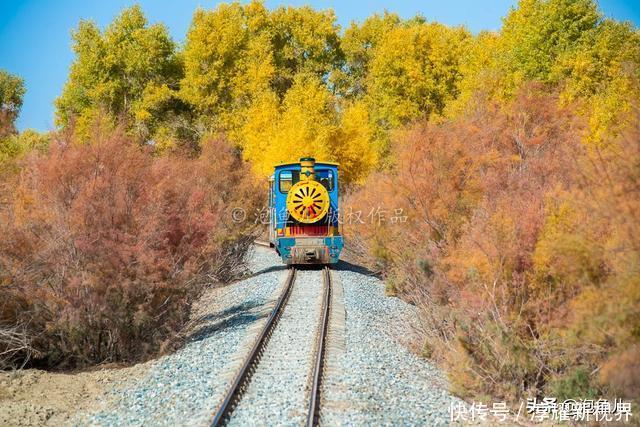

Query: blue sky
[{"left": 0, "top": 0, "right": 638, "bottom": 132}]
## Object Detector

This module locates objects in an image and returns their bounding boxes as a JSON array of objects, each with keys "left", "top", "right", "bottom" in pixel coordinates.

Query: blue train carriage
[{"left": 268, "top": 157, "right": 344, "bottom": 264}]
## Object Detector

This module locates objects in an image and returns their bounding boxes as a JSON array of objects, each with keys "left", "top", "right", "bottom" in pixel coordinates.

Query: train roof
[{"left": 273, "top": 161, "right": 339, "bottom": 168}]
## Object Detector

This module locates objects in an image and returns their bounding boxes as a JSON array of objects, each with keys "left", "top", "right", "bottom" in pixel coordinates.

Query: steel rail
[
  {"left": 254, "top": 239, "right": 271, "bottom": 248},
  {"left": 306, "top": 266, "right": 331, "bottom": 427},
  {"left": 210, "top": 267, "right": 297, "bottom": 427}
]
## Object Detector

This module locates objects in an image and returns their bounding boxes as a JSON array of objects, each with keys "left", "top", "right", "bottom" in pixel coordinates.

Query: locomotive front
[{"left": 269, "top": 157, "right": 343, "bottom": 264}]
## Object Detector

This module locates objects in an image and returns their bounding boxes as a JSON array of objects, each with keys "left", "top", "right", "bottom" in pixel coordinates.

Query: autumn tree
[
  {"left": 0, "top": 70, "right": 25, "bottom": 139},
  {"left": 336, "top": 16, "right": 471, "bottom": 159},
  {"left": 500, "top": 0, "right": 600, "bottom": 86},
  {"left": 333, "top": 12, "right": 402, "bottom": 99},
  {"left": 239, "top": 74, "right": 338, "bottom": 176},
  {"left": 179, "top": 1, "right": 380, "bottom": 182},
  {"left": 180, "top": 1, "right": 342, "bottom": 129},
  {"left": 51, "top": 0, "right": 639, "bottom": 178},
  {"left": 0, "top": 70, "right": 30, "bottom": 169},
  {"left": 3, "top": 0, "right": 640, "bottom": 399},
  {"left": 366, "top": 21, "right": 470, "bottom": 127},
  {"left": 55, "top": 5, "right": 187, "bottom": 145},
  {"left": 448, "top": 0, "right": 640, "bottom": 142},
  {"left": 557, "top": 19, "right": 640, "bottom": 141},
  {"left": 179, "top": 2, "right": 254, "bottom": 128}
]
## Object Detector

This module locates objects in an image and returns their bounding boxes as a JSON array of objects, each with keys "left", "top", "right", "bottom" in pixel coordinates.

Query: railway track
[
  {"left": 254, "top": 239, "right": 271, "bottom": 248},
  {"left": 210, "top": 266, "right": 332, "bottom": 426},
  {"left": 307, "top": 267, "right": 331, "bottom": 427}
]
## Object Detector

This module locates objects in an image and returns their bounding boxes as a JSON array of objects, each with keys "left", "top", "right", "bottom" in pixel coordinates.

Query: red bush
[{"left": 0, "top": 129, "right": 261, "bottom": 369}]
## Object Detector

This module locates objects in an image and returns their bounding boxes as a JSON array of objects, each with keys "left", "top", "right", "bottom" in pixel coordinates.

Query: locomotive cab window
[
  {"left": 279, "top": 168, "right": 333, "bottom": 192},
  {"left": 279, "top": 170, "right": 299, "bottom": 192},
  {"left": 316, "top": 169, "right": 334, "bottom": 191}
]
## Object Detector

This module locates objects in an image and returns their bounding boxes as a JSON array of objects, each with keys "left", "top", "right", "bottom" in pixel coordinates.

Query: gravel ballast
[
  {"left": 80, "top": 246, "right": 287, "bottom": 426},
  {"left": 319, "top": 263, "right": 463, "bottom": 426},
  {"left": 77, "top": 246, "right": 461, "bottom": 426},
  {"left": 228, "top": 269, "right": 324, "bottom": 426}
]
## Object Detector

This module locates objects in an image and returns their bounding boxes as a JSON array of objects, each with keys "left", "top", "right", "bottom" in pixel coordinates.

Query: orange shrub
[
  {"left": 0, "top": 128, "right": 261, "bottom": 369},
  {"left": 348, "top": 87, "right": 640, "bottom": 401}
]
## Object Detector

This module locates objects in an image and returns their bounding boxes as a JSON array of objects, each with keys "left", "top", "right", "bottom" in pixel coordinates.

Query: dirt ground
[
  {"left": 0, "top": 273, "right": 240, "bottom": 427},
  {"left": 0, "top": 363, "right": 150, "bottom": 426}
]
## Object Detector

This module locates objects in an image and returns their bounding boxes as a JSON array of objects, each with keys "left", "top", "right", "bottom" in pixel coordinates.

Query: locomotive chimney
[{"left": 300, "top": 157, "right": 315, "bottom": 181}]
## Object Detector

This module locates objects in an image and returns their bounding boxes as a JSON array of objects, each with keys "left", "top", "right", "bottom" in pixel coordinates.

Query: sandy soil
[
  {"left": 0, "top": 363, "right": 150, "bottom": 426},
  {"left": 0, "top": 279, "right": 238, "bottom": 426},
  {"left": 0, "top": 246, "right": 262, "bottom": 426}
]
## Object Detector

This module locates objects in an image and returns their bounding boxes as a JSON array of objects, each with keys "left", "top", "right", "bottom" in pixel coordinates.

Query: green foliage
[
  {"left": 55, "top": 5, "right": 183, "bottom": 143},
  {"left": 0, "top": 69, "right": 25, "bottom": 138},
  {"left": 550, "top": 367, "right": 600, "bottom": 401},
  {"left": 500, "top": 0, "right": 600, "bottom": 85}
]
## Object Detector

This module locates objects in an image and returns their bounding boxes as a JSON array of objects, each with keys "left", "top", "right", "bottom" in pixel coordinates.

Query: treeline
[
  {"left": 0, "top": 0, "right": 638, "bottom": 402},
  {"left": 0, "top": 71, "right": 49, "bottom": 170},
  {"left": 50, "top": 0, "right": 640, "bottom": 181},
  {"left": 3, "top": 1, "right": 638, "bottom": 179}
]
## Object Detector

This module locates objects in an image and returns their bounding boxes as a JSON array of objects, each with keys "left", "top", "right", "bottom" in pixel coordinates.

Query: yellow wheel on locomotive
[{"left": 286, "top": 180, "right": 330, "bottom": 224}]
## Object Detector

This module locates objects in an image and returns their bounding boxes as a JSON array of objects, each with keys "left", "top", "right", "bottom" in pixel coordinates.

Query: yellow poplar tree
[
  {"left": 332, "top": 101, "right": 377, "bottom": 184},
  {"left": 365, "top": 21, "right": 471, "bottom": 154},
  {"left": 240, "top": 74, "right": 336, "bottom": 177}
]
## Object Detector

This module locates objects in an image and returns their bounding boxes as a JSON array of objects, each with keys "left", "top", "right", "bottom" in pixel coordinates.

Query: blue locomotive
[{"left": 269, "top": 157, "right": 343, "bottom": 264}]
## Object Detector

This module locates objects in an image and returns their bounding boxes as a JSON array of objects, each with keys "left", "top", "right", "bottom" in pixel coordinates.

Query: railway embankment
[{"left": 1, "top": 245, "right": 461, "bottom": 426}]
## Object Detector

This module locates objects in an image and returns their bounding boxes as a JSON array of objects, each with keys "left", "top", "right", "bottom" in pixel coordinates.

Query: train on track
[{"left": 268, "top": 157, "right": 343, "bottom": 264}]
